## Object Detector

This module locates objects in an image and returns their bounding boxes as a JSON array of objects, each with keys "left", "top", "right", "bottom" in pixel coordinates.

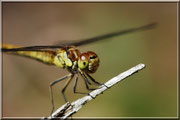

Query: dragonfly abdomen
[
  {"left": 18, "top": 51, "right": 55, "bottom": 64},
  {"left": 2, "top": 44, "right": 56, "bottom": 65}
]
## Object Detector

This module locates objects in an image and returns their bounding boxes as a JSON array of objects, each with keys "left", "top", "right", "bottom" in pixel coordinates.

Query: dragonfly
[{"left": 2, "top": 22, "right": 157, "bottom": 115}]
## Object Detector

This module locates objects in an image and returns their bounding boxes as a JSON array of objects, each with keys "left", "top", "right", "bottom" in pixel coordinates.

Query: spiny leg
[
  {"left": 86, "top": 72, "right": 109, "bottom": 89},
  {"left": 78, "top": 69, "right": 92, "bottom": 85},
  {"left": 85, "top": 72, "right": 103, "bottom": 85},
  {"left": 61, "top": 75, "right": 74, "bottom": 103},
  {"left": 49, "top": 73, "right": 72, "bottom": 116},
  {"left": 79, "top": 72, "right": 96, "bottom": 91},
  {"left": 79, "top": 70, "right": 92, "bottom": 85},
  {"left": 73, "top": 73, "right": 88, "bottom": 94}
]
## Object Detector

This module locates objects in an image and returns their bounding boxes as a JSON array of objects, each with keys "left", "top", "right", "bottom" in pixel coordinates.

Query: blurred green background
[{"left": 2, "top": 2, "right": 177, "bottom": 118}]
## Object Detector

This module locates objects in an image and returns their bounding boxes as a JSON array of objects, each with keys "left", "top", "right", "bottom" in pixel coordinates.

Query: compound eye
[
  {"left": 78, "top": 53, "right": 89, "bottom": 69},
  {"left": 78, "top": 59, "right": 88, "bottom": 69},
  {"left": 87, "top": 51, "right": 99, "bottom": 73},
  {"left": 90, "top": 55, "right": 97, "bottom": 59}
]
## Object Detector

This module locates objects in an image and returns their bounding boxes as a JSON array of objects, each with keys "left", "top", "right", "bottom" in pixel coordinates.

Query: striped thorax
[{"left": 54, "top": 47, "right": 100, "bottom": 73}]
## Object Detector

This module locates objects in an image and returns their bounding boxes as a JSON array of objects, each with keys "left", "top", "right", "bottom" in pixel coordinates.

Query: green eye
[{"left": 78, "top": 60, "right": 88, "bottom": 69}]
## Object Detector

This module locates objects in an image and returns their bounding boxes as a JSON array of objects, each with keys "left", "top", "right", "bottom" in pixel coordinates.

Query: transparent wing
[
  {"left": 55, "top": 22, "right": 157, "bottom": 47},
  {"left": 1, "top": 45, "right": 64, "bottom": 52}
]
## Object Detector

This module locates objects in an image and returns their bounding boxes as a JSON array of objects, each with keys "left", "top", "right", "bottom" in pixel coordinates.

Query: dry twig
[{"left": 44, "top": 63, "right": 146, "bottom": 120}]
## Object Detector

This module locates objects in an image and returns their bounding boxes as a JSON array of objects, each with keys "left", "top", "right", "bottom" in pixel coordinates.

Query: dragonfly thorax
[{"left": 53, "top": 47, "right": 99, "bottom": 73}]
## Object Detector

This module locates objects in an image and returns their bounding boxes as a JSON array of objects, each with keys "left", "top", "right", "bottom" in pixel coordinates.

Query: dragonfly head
[{"left": 78, "top": 51, "right": 99, "bottom": 73}]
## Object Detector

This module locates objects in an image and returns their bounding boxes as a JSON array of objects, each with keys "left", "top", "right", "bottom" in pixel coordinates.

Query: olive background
[{"left": 2, "top": 2, "right": 177, "bottom": 118}]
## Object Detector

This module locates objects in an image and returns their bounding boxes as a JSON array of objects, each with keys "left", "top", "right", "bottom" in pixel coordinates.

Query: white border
[
  {"left": 0, "top": 1, "right": 179, "bottom": 119},
  {"left": 1, "top": 0, "right": 180, "bottom": 2}
]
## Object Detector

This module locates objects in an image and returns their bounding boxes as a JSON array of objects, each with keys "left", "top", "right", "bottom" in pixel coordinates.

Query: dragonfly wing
[
  {"left": 1, "top": 44, "right": 64, "bottom": 52},
  {"left": 55, "top": 22, "right": 157, "bottom": 47}
]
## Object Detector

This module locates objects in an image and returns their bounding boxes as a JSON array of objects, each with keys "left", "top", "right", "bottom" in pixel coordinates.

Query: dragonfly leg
[
  {"left": 61, "top": 75, "right": 74, "bottom": 102},
  {"left": 73, "top": 73, "right": 88, "bottom": 94},
  {"left": 79, "top": 71, "right": 92, "bottom": 85},
  {"left": 85, "top": 72, "right": 103, "bottom": 85},
  {"left": 80, "top": 72, "right": 96, "bottom": 91},
  {"left": 85, "top": 72, "right": 109, "bottom": 89},
  {"left": 84, "top": 78, "right": 96, "bottom": 91},
  {"left": 49, "top": 73, "right": 72, "bottom": 116}
]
